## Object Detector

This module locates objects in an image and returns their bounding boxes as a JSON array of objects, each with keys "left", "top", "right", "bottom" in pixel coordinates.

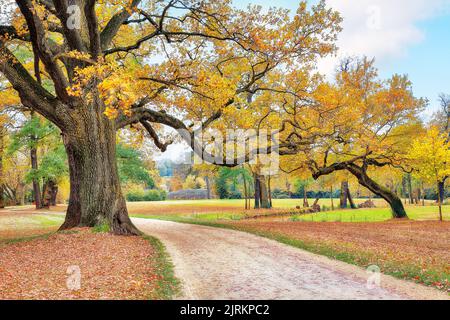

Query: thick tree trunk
[
  {"left": 42, "top": 181, "right": 50, "bottom": 208},
  {"left": 330, "top": 185, "right": 335, "bottom": 210},
  {"left": 437, "top": 182, "right": 443, "bottom": 222},
  {"left": 59, "top": 111, "right": 139, "bottom": 235},
  {"left": 438, "top": 180, "right": 446, "bottom": 205},
  {"left": 254, "top": 173, "right": 260, "bottom": 209},
  {"left": 303, "top": 188, "right": 309, "bottom": 208},
  {"left": 30, "top": 145, "right": 42, "bottom": 209},
  {"left": 415, "top": 188, "right": 421, "bottom": 205},
  {"left": 50, "top": 184, "right": 58, "bottom": 206},
  {"left": 402, "top": 175, "right": 407, "bottom": 203},
  {"left": 3, "top": 186, "right": 13, "bottom": 205},
  {"left": 347, "top": 166, "right": 408, "bottom": 219},
  {"left": 19, "top": 183, "right": 25, "bottom": 206},
  {"left": 407, "top": 174, "right": 413, "bottom": 204},
  {"left": 340, "top": 181, "right": 348, "bottom": 209},
  {"left": 42, "top": 180, "right": 58, "bottom": 207},
  {"left": 254, "top": 174, "right": 271, "bottom": 209},
  {"left": 347, "top": 184, "right": 357, "bottom": 209},
  {"left": 286, "top": 179, "right": 292, "bottom": 198},
  {"left": 268, "top": 176, "right": 273, "bottom": 208},
  {"left": 421, "top": 181, "right": 425, "bottom": 206},
  {"left": 242, "top": 173, "right": 248, "bottom": 210},
  {"left": 247, "top": 181, "right": 251, "bottom": 209},
  {"left": 0, "top": 126, "right": 5, "bottom": 209},
  {"left": 204, "top": 176, "right": 211, "bottom": 199},
  {"left": 258, "top": 175, "right": 271, "bottom": 209}
]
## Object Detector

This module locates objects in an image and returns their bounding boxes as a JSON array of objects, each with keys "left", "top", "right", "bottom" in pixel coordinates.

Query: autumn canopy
[{"left": 0, "top": 0, "right": 430, "bottom": 234}]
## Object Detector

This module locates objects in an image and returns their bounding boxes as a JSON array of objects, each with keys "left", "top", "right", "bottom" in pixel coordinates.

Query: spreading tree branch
[
  {"left": 140, "top": 120, "right": 173, "bottom": 152},
  {"left": 100, "top": 0, "right": 142, "bottom": 50},
  {"left": 16, "top": 0, "right": 71, "bottom": 101},
  {"left": 0, "top": 42, "right": 66, "bottom": 127}
]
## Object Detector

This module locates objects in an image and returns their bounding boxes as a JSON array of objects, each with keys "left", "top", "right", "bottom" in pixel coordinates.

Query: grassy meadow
[{"left": 126, "top": 198, "right": 449, "bottom": 222}]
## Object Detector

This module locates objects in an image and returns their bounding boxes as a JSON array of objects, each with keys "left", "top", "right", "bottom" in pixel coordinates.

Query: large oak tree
[
  {"left": 267, "top": 57, "right": 426, "bottom": 218},
  {"left": 0, "top": 0, "right": 341, "bottom": 234}
]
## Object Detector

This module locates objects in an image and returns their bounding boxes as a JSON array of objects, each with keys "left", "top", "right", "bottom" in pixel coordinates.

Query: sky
[{"left": 236, "top": 0, "right": 450, "bottom": 117}]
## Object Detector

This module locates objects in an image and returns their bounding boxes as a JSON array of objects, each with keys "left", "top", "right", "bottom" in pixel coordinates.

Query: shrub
[
  {"left": 228, "top": 190, "right": 242, "bottom": 199},
  {"left": 159, "top": 190, "right": 167, "bottom": 201},
  {"left": 126, "top": 190, "right": 145, "bottom": 202},
  {"left": 126, "top": 189, "right": 167, "bottom": 202},
  {"left": 215, "top": 172, "right": 229, "bottom": 199},
  {"left": 272, "top": 189, "right": 290, "bottom": 199},
  {"left": 143, "top": 190, "right": 163, "bottom": 201}
]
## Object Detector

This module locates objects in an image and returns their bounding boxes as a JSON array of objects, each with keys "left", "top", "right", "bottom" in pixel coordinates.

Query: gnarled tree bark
[
  {"left": 311, "top": 161, "right": 408, "bottom": 219},
  {"left": 1, "top": 0, "right": 328, "bottom": 234},
  {"left": 437, "top": 180, "right": 446, "bottom": 205},
  {"left": 345, "top": 165, "right": 407, "bottom": 219},
  {"left": 59, "top": 107, "right": 140, "bottom": 235},
  {"left": 0, "top": 125, "right": 4, "bottom": 209},
  {"left": 254, "top": 173, "right": 261, "bottom": 209},
  {"left": 42, "top": 180, "right": 58, "bottom": 207},
  {"left": 254, "top": 174, "right": 271, "bottom": 209},
  {"left": 30, "top": 141, "right": 42, "bottom": 209},
  {"left": 340, "top": 181, "right": 348, "bottom": 209}
]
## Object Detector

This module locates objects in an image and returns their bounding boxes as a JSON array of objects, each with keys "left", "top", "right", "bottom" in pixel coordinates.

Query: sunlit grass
[
  {"left": 128, "top": 198, "right": 449, "bottom": 222},
  {"left": 292, "top": 205, "right": 449, "bottom": 222},
  {"left": 0, "top": 213, "right": 64, "bottom": 241},
  {"left": 0, "top": 214, "right": 64, "bottom": 231},
  {"left": 127, "top": 198, "right": 389, "bottom": 213}
]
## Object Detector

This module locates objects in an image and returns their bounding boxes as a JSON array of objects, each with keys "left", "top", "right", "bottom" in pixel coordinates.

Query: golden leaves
[
  {"left": 66, "top": 57, "right": 140, "bottom": 119},
  {"left": 0, "top": 86, "right": 20, "bottom": 109},
  {"left": 11, "top": 15, "right": 28, "bottom": 38},
  {"left": 409, "top": 126, "right": 450, "bottom": 183},
  {"left": 228, "top": 219, "right": 450, "bottom": 292},
  {"left": 307, "top": 59, "right": 424, "bottom": 162},
  {"left": 0, "top": 227, "right": 164, "bottom": 299},
  {"left": 99, "top": 71, "right": 137, "bottom": 118},
  {"left": 58, "top": 50, "right": 95, "bottom": 63}
]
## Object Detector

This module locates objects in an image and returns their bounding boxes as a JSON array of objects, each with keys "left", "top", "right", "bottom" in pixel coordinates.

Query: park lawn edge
[
  {"left": 0, "top": 229, "right": 95, "bottom": 246},
  {"left": 0, "top": 231, "right": 57, "bottom": 246},
  {"left": 142, "top": 234, "right": 182, "bottom": 300},
  {"left": 133, "top": 215, "right": 449, "bottom": 293},
  {"left": 92, "top": 228, "right": 181, "bottom": 300}
]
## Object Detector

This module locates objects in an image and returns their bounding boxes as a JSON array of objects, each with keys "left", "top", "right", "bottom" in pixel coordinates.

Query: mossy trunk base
[{"left": 58, "top": 109, "right": 140, "bottom": 235}]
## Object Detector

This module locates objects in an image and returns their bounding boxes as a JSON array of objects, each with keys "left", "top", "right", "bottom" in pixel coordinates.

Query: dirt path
[{"left": 133, "top": 218, "right": 448, "bottom": 300}]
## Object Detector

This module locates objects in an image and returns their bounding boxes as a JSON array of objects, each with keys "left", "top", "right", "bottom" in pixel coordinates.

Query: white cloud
[{"left": 318, "top": 0, "right": 450, "bottom": 75}]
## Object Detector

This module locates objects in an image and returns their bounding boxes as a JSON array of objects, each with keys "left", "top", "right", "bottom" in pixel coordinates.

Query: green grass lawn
[
  {"left": 0, "top": 213, "right": 64, "bottom": 231},
  {"left": 292, "top": 206, "right": 450, "bottom": 222},
  {"left": 128, "top": 198, "right": 449, "bottom": 222},
  {"left": 0, "top": 212, "right": 64, "bottom": 242},
  {"left": 129, "top": 198, "right": 387, "bottom": 211}
]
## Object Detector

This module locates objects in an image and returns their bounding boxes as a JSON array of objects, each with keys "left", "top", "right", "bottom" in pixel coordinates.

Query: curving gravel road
[{"left": 133, "top": 218, "right": 447, "bottom": 300}]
